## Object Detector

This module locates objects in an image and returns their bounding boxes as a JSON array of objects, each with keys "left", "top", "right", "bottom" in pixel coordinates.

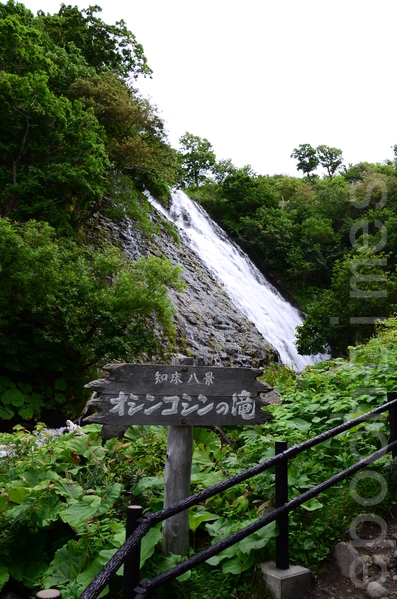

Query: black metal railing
[{"left": 38, "top": 392, "right": 397, "bottom": 599}]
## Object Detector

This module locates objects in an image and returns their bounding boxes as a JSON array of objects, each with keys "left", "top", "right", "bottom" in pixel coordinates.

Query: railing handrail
[
  {"left": 76, "top": 394, "right": 397, "bottom": 599},
  {"left": 131, "top": 439, "right": 397, "bottom": 598}
]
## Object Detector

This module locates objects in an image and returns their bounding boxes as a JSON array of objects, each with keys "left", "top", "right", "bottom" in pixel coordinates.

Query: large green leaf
[
  {"left": 0, "top": 564, "right": 9, "bottom": 592},
  {"left": 8, "top": 546, "right": 48, "bottom": 587},
  {"left": 285, "top": 418, "right": 311, "bottom": 433},
  {"left": 222, "top": 552, "right": 255, "bottom": 575},
  {"left": 60, "top": 495, "right": 102, "bottom": 528},
  {"left": 0, "top": 494, "right": 9, "bottom": 512},
  {"left": 301, "top": 498, "right": 323, "bottom": 511},
  {"left": 23, "top": 559, "right": 49, "bottom": 588},
  {"left": 76, "top": 557, "right": 103, "bottom": 588},
  {"left": 238, "top": 521, "right": 277, "bottom": 554},
  {"left": 0, "top": 405, "right": 15, "bottom": 419},
  {"left": 140, "top": 526, "right": 162, "bottom": 568},
  {"left": 95, "top": 483, "right": 122, "bottom": 516},
  {"left": 35, "top": 494, "right": 64, "bottom": 526},
  {"left": 20, "top": 469, "right": 59, "bottom": 488},
  {"left": 189, "top": 510, "right": 218, "bottom": 534},
  {"left": 17, "top": 382, "right": 32, "bottom": 394},
  {"left": 55, "top": 479, "right": 84, "bottom": 502},
  {"left": 154, "top": 553, "right": 191, "bottom": 581},
  {"left": 132, "top": 476, "right": 164, "bottom": 496},
  {"left": 18, "top": 404, "right": 35, "bottom": 419},
  {"left": 42, "top": 541, "right": 86, "bottom": 587},
  {"left": 1, "top": 388, "right": 26, "bottom": 407},
  {"left": 206, "top": 546, "right": 236, "bottom": 566},
  {"left": 6, "top": 487, "right": 31, "bottom": 505}
]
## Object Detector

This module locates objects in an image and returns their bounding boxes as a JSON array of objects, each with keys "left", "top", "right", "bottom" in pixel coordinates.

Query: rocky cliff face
[{"left": 88, "top": 206, "right": 278, "bottom": 369}]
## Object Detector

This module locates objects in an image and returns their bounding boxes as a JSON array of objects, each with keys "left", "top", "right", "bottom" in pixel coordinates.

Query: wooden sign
[{"left": 84, "top": 364, "right": 273, "bottom": 427}]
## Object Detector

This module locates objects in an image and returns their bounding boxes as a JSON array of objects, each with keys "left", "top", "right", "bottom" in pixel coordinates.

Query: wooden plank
[
  {"left": 84, "top": 364, "right": 273, "bottom": 427},
  {"left": 85, "top": 364, "right": 270, "bottom": 397}
]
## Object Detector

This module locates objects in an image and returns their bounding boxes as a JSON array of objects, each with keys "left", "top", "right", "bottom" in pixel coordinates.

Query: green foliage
[
  {"left": 316, "top": 145, "right": 344, "bottom": 180},
  {"left": 0, "top": 1, "right": 177, "bottom": 229},
  {"left": 0, "top": 6, "right": 109, "bottom": 227},
  {"left": 0, "top": 219, "right": 184, "bottom": 417},
  {"left": 39, "top": 3, "right": 152, "bottom": 80},
  {"left": 296, "top": 248, "right": 397, "bottom": 355},
  {"left": 290, "top": 143, "right": 319, "bottom": 183},
  {"left": 179, "top": 132, "right": 216, "bottom": 190},
  {"left": 260, "top": 362, "right": 295, "bottom": 389},
  {"left": 2, "top": 321, "right": 397, "bottom": 596},
  {"left": 0, "top": 424, "right": 167, "bottom": 597},
  {"left": 212, "top": 158, "right": 237, "bottom": 184},
  {"left": 69, "top": 71, "right": 179, "bottom": 202}
]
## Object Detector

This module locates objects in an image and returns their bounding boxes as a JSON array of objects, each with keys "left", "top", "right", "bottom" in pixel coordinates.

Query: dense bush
[{"left": 0, "top": 219, "right": 184, "bottom": 420}]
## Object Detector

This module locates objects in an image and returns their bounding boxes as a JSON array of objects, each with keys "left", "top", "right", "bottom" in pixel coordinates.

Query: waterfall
[{"left": 149, "top": 190, "right": 323, "bottom": 372}]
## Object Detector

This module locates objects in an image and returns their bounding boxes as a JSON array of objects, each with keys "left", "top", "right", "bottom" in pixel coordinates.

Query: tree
[
  {"left": 39, "top": 3, "right": 152, "bottom": 80},
  {"left": 212, "top": 158, "right": 237, "bottom": 183},
  {"left": 69, "top": 72, "right": 179, "bottom": 201},
  {"left": 0, "top": 219, "right": 184, "bottom": 416},
  {"left": 179, "top": 132, "right": 216, "bottom": 190},
  {"left": 221, "top": 171, "right": 277, "bottom": 218},
  {"left": 0, "top": 68, "right": 109, "bottom": 227},
  {"left": 0, "top": 3, "right": 177, "bottom": 225},
  {"left": 0, "top": 5, "right": 109, "bottom": 227},
  {"left": 316, "top": 145, "right": 343, "bottom": 180},
  {"left": 296, "top": 249, "right": 397, "bottom": 355},
  {"left": 290, "top": 144, "right": 319, "bottom": 183}
]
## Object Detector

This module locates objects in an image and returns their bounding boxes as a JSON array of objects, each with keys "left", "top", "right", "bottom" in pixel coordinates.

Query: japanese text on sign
[
  {"left": 108, "top": 389, "right": 256, "bottom": 420},
  {"left": 154, "top": 371, "right": 215, "bottom": 385}
]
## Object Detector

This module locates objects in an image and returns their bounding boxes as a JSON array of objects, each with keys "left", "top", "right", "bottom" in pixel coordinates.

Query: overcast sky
[{"left": 21, "top": 0, "right": 397, "bottom": 176}]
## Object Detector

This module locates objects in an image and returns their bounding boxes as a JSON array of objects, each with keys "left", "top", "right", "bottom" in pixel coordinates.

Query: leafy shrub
[{"left": 0, "top": 219, "right": 184, "bottom": 419}]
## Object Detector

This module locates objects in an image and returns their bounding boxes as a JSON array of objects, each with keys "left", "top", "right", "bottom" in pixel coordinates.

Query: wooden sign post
[
  {"left": 162, "top": 356, "right": 194, "bottom": 556},
  {"left": 85, "top": 362, "right": 273, "bottom": 555}
]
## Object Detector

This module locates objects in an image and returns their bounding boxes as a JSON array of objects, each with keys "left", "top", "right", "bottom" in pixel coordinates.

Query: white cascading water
[{"left": 149, "top": 190, "right": 321, "bottom": 372}]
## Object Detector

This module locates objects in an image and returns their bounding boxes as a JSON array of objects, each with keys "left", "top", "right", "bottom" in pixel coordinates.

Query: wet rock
[
  {"left": 260, "top": 390, "right": 282, "bottom": 405},
  {"left": 333, "top": 542, "right": 364, "bottom": 578},
  {"left": 366, "top": 581, "right": 388, "bottom": 598},
  {"left": 185, "top": 314, "right": 197, "bottom": 325},
  {"left": 373, "top": 554, "right": 391, "bottom": 568},
  {"left": 86, "top": 211, "right": 278, "bottom": 369}
]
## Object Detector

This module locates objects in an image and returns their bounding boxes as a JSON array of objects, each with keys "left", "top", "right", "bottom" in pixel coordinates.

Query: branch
[
  {"left": 72, "top": 200, "right": 100, "bottom": 232},
  {"left": 12, "top": 114, "right": 31, "bottom": 185}
]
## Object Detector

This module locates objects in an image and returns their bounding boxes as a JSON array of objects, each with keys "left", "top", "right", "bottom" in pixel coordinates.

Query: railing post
[
  {"left": 387, "top": 392, "right": 397, "bottom": 459},
  {"left": 36, "top": 591, "right": 62, "bottom": 598},
  {"left": 275, "top": 441, "right": 289, "bottom": 569},
  {"left": 123, "top": 505, "right": 143, "bottom": 599}
]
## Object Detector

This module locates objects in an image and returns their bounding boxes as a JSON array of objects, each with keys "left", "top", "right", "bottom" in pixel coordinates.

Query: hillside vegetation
[
  {"left": 1, "top": 318, "right": 397, "bottom": 597},
  {"left": 0, "top": 0, "right": 185, "bottom": 423},
  {"left": 184, "top": 142, "right": 397, "bottom": 357}
]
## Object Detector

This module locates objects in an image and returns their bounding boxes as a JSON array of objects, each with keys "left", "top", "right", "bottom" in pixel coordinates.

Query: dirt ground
[{"left": 303, "top": 509, "right": 397, "bottom": 599}]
